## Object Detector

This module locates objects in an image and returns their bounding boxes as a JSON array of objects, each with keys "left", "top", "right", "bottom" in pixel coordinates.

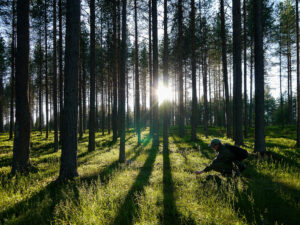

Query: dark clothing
[{"left": 203, "top": 144, "right": 244, "bottom": 176}]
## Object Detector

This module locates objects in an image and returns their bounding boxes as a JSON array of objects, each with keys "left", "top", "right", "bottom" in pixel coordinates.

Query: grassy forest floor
[{"left": 0, "top": 126, "right": 299, "bottom": 225}]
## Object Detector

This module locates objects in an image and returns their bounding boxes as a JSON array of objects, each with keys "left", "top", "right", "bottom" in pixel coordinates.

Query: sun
[{"left": 157, "top": 82, "right": 172, "bottom": 105}]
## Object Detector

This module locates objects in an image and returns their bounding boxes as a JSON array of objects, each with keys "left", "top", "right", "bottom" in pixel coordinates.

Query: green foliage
[{"left": 0, "top": 127, "right": 299, "bottom": 225}]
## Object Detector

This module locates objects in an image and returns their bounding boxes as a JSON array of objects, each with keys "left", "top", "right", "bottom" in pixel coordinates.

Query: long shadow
[
  {"left": 0, "top": 135, "right": 152, "bottom": 225},
  {"left": 162, "top": 148, "right": 185, "bottom": 225},
  {"left": 111, "top": 146, "right": 159, "bottom": 225},
  {"left": 235, "top": 166, "right": 300, "bottom": 225}
]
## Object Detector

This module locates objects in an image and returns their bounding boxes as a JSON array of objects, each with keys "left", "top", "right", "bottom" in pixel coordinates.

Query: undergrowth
[{"left": 0, "top": 126, "right": 299, "bottom": 225}]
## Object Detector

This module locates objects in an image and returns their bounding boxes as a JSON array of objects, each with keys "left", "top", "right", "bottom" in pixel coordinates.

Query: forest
[{"left": 0, "top": 0, "right": 299, "bottom": 224}]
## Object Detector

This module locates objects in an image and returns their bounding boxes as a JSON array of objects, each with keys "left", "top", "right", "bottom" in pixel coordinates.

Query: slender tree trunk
[
  {"left": 296, "top": 0, "right": 300, "bottom": 147},
  {"left": 126, "top": 70, "right": 129, "bottom": 131},
  {"left": 59, "top": 0, "right": 80, "bottom": 180},
  {"left": 163, "top": 0, "right": 169, "bottom": 150},
  {"left": 152, "top": 0, "right": 159, "bottom": 147},
  {"left": 0, "top": 40, "right": 3, "bottom": 132},
  {"left": 79, "top": 55, "right": 83, "bottom": 138},
  {"left": 59, "top": 0, "right": 63, "bottom": 143},
  {"left": 220, "top": 0, "right": 231, "bottom": 138},
  {"left": 82, "top": 57, "right": 86, "bottom": 132},
  {"left": 119, "top": 0, "right": 127, "bottom": 163},
  {"left": 249, "top": 40, "right": 253, "bottom": 128},
  {"left": 191, "top": 0, "right": 197, "bottom": 140},
  {"left": 178, "top": 0, "right": 184, "bottom": 137},
  {"left": 254, "top": 0, "right": 265, "bottom": 153},
  {"left": 112, "top": 0, "right": 118, "bottom": 142},
  {"left": 53, "top": 0, "right": 59, "bottom": 152},
  {"left": 149, "top": 0, "right": 153, "bottom": 135},
  {"left": 45, "top": 0, "right": 49, "bottom": 139},
  {"left": 88, "top": 0, "right": 96, "bottom": 151},
  {"left": 38, "top": 34, "right": 43, "bottom": 134},
  {"left": 232, "top": 0, "right": 244, "bottom": 146},
  {"left": 134, "top": 0, "right": 141, "bottom": 145},
  {"left": 243, "top": 0, "right": 247, "bottom": 138},
  {"left": 9, "top": 0, "right": 15, "bottom": 140},
  {"left": 203, "top": 51, "right": 208, "bottom": 137},
  {"left": 11, "top": 0, "right": 31, "bottom": 175},
  {"left": 100, "top": 14, "right": 105, "bottom": 136}
]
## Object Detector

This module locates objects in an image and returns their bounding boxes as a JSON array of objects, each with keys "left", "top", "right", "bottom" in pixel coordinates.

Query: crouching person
[{"left": 195, "top": 139, "right": 248, "bottom": 177}]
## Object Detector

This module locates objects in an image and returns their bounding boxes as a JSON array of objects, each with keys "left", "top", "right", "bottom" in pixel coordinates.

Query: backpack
[{"left": 225, "top": 144, "right": 248, "bottom": 161}]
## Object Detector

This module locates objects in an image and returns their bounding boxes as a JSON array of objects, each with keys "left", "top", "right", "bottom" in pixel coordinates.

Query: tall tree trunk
[
  {"left": 112, "top": 0, "right": 118, "bottom": 142},
  {"left": 119, "top": 0, "right": 127, "bottom": 163},
  {"left": 59, "top": 0, "right": 63, "bottom": 143},
  {"left": 152, "top": 0, "right": 159, "bottom": 147},
  {"left": 163, "top": 0, "right": 169, "bottom": 150},
  {"left": 178, "top": 0, "right": 184, "bottom": 137},
  {"left": 9, "top": 0, "right": 16, "bottom": 140},
  {"left": 148, "top": 0, "right": 153, "bottom": 135},
  {"left": 79, "top": 55, "right": 83, "bottom": 138},
  {"left": 59, "top": 0, "right": 80, "bottom": 180},
  {"left": 191, "top": 0, "right": 197, "bottom": 141},
  {"left": 203, "top": 51, "right": 208, "bottom": 138},
  {"left": 126, "top": 69, "right": 129, "bottom": 131},
  {"left": 88, "top": 0, "right": 96, "bottom": 151},
  {"left": 100, "top": 14, "right": 105, "bottom": 136},
  {"left": 11, "top": 0, "right": 31, "bottom": 175},
  {"left": 220, "top": 0, "right": 231, "bottom": 138},
  {"left": 82, "top": 56, "right": 86, "bottom": 132},
  {"left": 232, "top": 0, "right": 244, "bottom": 146},
  {"left": 45, "top": 0, "right": 49, "bottom": 139},
  {"left": 249, "top": 40, "right": 253, "bottom": 128},
  {"left": 0, "top": 39, "right": 3, "bottom": 132},
  {"left": 243, "top": 0, "right": 247, "bottom": 138},
  {"left": 134, "top": 0, "right": 141, "bottom": 145},
  {"left": 38, "top": 34, "right": 43, "bottom": 134},
  {"left": 296, "top": 0, "right": 300, "bottom": 147},
  {"left": 53, "top": 0, "right": 59, "bottom": 152},
  {"left": 253, "top": 0, "right": 265, "bottom": 153}
]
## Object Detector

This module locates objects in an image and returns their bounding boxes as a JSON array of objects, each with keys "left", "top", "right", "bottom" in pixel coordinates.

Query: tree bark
[
  {"left": 0, "top": 39, "right": 4, "bottom": 132},
  {"left": 59, "top": 0, "right": 80, "bottom": 180},
  {"left": 203, "top": 51, "right": 208, "bottom": 138},
  {"left": 119, "top": 0, "right": 127, "bottom": 163},
  {"left": 88, "top": 0, "right": 96, "bottom": 152},
  {"left": 254, "top": 0, "right": 265, "bottom": 153},
  {"left": 163, "top": 0, "right": 169, "bottom": 150},
  {"left": 11, "top": 0, "right": 31, "bottom": 175},
  {"left": 53, "top": 0, "right": 59, "bottom": 152},
  {"left": 59, "top": 0, "right": 63, "bottom": 143},
  {"left": 9, "top": 0, "right": 15, "bottom": 140},
  {"left": 149, "top": 0, "right": 153, "bottom": 135},
  {"left": 191, "top": 0, "right": 197, "bottom": 141},
  {"left": 243, "top": 0, "right": 247, "bottom": 138},
  {"left": 296, "top": 0, "right": 300, "bottom": 147},
  {"left": 38, "top": 35, "right": 43, "bottom": 134},
  {"left": 112, "top": 0, "right": 118, "bottom": 142},
  {"left": 232, "top": 0, "right": 244, "bottom": 146},
  {"left": 178, "top": 0, "right": 184, "bottom": 137},
  {"left": 134, "top": 0, "right": 141, "bottom": 145},
  {"left": 152, "top": 0, "right": 159, "bottom": 147},
  {"left": 220, "top": 0, "right": 231, "bottom": 138},
  {"left": 44, "top": 0, "right": 49, "bottom": 139}
]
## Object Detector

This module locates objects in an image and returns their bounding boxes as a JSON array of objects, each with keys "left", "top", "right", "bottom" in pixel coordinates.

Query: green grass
[{"left": 0, "top": 126, "right": 299, "bottom": 225}]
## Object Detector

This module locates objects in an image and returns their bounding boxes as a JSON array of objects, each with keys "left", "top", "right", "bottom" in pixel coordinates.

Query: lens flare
[{"left": 157, "top": 82, "right": 172, "bottom": 105}]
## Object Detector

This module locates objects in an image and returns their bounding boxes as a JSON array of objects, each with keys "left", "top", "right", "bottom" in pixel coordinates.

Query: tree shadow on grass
[
  {"left": 111, "top": 146, "right": 159, "bottom": 225},
  {"left": 235, "top": 166, "right": 300, "bottom": 225},
  {"left": 162, "top": 147, "right": 188, "bottom": 225},
  {"left": 0, "top": 135, "right": 151, "bottom": 225}
]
